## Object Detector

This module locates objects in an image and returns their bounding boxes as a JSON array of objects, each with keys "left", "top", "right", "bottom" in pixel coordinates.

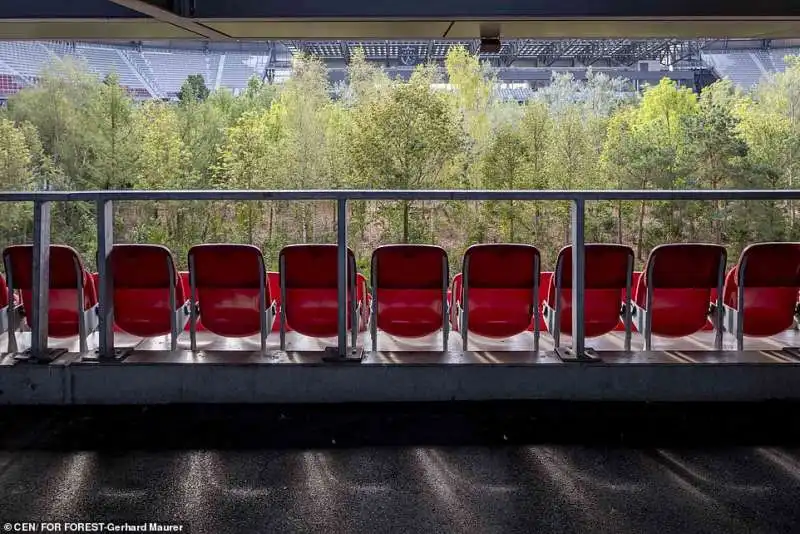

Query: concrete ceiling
[{"left": 1, "top": 0, "right": 800, "bottom": 40}]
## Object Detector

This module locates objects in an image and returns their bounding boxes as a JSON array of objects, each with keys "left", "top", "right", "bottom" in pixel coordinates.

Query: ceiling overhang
[{"left": 2, "top": 1, "right": 800, "bottom": 40}]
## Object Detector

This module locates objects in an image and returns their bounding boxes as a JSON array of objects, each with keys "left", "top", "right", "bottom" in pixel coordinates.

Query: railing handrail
[{"left": 1, "top": 188, "right": 800, "bottom": 202}]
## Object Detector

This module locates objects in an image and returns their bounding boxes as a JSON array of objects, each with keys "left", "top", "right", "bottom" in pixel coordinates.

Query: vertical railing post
[
  {"left": 30, "top": 200, "right": 51, "bottom": 358},
  {"left": 96, "top": 199, "right": 114, "bottom": 358},
  {"left": 337, "top": 197, "right": 348, "bottom": 357},
  {"left": 323, "top": 196, "right": 364, "bottom": 362},
  {"left": 570, "top": 198, "right": 586, "bottom": 359}
]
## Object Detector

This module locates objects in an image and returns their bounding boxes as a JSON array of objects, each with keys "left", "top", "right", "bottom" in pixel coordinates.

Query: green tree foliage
[
  {"left": 3, "top": 51, "right": 800, "bottom": 272},
  {"left": 178, "top": 74, "right": 210, "bottom": 103},
  {"left": 348, "top": 66, "right": 464, "bottom": 243}
]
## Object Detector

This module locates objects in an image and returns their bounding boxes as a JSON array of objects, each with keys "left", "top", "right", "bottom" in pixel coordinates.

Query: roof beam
[{"left": 106, "top": 0, "right": 232, "bottom": 39}]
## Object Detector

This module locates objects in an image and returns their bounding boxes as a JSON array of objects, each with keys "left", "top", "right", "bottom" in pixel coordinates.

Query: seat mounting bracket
[
  {"left": 322, "top": 346, "right": 365, "bottom": 363},
  {"left": 14, "top": 348, "right": 69, "bottom": 363},
  {"left": 555, "top": 346, "right": 602, "bottom": 363}
]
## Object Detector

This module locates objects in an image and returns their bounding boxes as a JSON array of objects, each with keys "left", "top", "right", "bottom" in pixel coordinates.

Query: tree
[
  {"left": 481, "top": 125, "right": 531, "bottom": 241},
  {"left": 681, "top": 80, "right": 750, "bottom": 246},
  {"left": 0, "top": 118, "right": 35, "bottom": 250},
  {"left": 87, "top": 72, "right": 139, "bottom": 190},
  {"left": 348, "top": 66, "right": 464, "bottom": 243},
  {"left": 178, "top": 74, "right": 210, "bottom": 103}
]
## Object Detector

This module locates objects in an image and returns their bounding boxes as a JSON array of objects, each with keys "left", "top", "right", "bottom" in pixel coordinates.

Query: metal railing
[{"left": 3, "top": 188, "right": 800, "bottom": 361}]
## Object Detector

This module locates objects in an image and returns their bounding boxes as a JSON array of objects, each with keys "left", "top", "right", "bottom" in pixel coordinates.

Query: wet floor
[{"left": 2, "top": 402, "right": 799, "bottom": 534}]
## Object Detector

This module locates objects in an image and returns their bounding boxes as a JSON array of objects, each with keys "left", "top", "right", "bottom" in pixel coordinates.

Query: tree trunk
[
  {"left": 636, "top": 200, "right": 646, "bottom": 261},
  {"left": 509, "top": 200, "right": 515, "bottom": 242},
  {"left": 268, "top": 204, "right": 274, "bottom": 242},
  {"left": 790, "top": 169, "right": 795, "bottom": 233},
  {"left": 617, "top": 200, "right": 623, "bottom": 243},
  {"left": 247, "top": 203, "right": 254, "bottom": 244},
  {"left": 402, "top": 201, "right": 409, "bottom": 244}
]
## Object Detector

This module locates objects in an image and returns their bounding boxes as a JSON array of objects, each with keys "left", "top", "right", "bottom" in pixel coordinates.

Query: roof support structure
[{"left": 106, "top": 0, "right": 232, "bottom": 40}]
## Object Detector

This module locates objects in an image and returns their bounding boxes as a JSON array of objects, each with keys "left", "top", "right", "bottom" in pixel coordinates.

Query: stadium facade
[{"left": 0, "top": 38, "right": 799, "bottom": 103}]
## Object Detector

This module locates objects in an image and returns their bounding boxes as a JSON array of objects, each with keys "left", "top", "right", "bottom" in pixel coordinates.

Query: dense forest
[{"left": 1, "top": 48, "right": 800, "bottom": 273}]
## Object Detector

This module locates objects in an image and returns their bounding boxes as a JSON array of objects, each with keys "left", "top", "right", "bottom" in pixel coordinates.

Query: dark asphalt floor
[{"left": 2, "top": 402, "right": 800, "bottom": 534}]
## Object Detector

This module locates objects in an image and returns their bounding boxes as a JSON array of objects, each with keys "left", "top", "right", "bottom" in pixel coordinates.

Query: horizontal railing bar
[{"left": 2, "top": 189, "right": 800, "bottom": 202}]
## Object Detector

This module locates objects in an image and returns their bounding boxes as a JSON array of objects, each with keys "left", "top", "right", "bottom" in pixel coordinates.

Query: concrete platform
[{"left": 0, "top": 328, "right": 799, "bottom": 404}]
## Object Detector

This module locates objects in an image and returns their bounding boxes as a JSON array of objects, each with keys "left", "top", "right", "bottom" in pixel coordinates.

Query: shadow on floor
[{"left": 2, "top": 401, "right": 800, "bottom": 451}]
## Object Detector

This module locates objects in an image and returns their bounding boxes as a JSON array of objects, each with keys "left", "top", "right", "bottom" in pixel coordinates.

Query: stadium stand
[
  {"left": 700, "top": 50, "right": 772, "bottom": 89},
  {"left": 0, "top": 39, "right": 798, "bottom": 102}
]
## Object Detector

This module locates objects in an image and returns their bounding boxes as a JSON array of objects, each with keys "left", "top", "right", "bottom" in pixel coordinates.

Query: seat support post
[
  {"left": 96, "top": 199, "right": 115, "bottom": 358},
  {"left": 4, "top": 252, "right": 18, "bottom": 354},
  {"left": 644, "top": 259, "right": 655, "bottom": 351},
  {"left": 461, "top": 256, "right": 470, "bottom": 351},
  {"left": 714, "top": 250, "right": 726, "bottom": 350},
  {"left": 257, "top": 254, "right": 268, "bottom": 356},
  {"left": 532, "top": 254, "right": 540, "bottom": 353},
  {"left": 736, "top": 257, "right": 748, "bottom": 351},
  {"left": 371, "top": 257, "right": 378, "bottom": 352},
  {"left": 623, "top": 252, "right": 633, "bottom": 352},
  {"left": 167, "top": 256, "right": 179, "bottom": 351},
  {"left": 30, "top": 200, "right": 51, "bottom": 360},
  {"left": 279, "top": 254, "right": 286, "bottom": 351},
  {"left": 441, "top": 255, "right": 449, "bottom": 352},
  {"left": 189, "top": 254, "right": 198, "bottom": 352}
]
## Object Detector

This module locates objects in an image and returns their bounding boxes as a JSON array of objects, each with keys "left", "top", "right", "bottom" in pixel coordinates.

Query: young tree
[
  {"left": 0, "top": 118, "right": 35, "bottom": 249},
  {"left": 87, "top": 72, "right": 139, "bottom": 190},
  {"left": 348, "top": 67, "right": 464, "bottom": 243},
  {"left": 178, "top": 74, "right": 210, "bottom": 103}
]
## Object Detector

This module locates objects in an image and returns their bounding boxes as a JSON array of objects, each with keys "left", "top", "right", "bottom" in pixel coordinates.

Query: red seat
[
  {"left": 453, "top": 244, "right": 540, "bottom": 350},
  {"left": 279, "top": 244, "right": 362, "bottom": 350},
  {"left": 3, "top": 244, "right": 98, "bottom": 352},
  {"left": 269, "top": 271, "right": 369, "bottom": 335},
  {"left": 108, "top": 245, "right": 189, "bottom": 349},
  {"left": 370, "top": 245, "right": 449, "bottom": 350},
  {"left": 0, "top": 273, "right": 8, "bottom": 310},
  {"left": 722, "top": 242, "right": 800, "bottom": 347},
  {"left": 543, "top": 244, "right": 634, "bottom": 349},
  {"left": 632, "top": 243, "right": 726, "bottom": 349},
  {"left": 188, "top": 244, "right": 275, "bottom": 353}
]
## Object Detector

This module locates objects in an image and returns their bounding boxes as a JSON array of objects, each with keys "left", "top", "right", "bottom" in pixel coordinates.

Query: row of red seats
[{"left": 1, "top": 242, "right": 799, "bottom": 354}]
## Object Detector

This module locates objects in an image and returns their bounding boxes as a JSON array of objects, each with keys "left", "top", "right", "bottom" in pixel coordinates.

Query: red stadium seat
[
  {"left": 278, "top": 244, "right": 361, "bottom": 351},
  {"left": 452, "top": 244, "right": 540, "bottom": 350},
  {"left": 188, "top": 244, "right": 275, "bottom": 354},
  {"left": 721, "top": 242, "right": 800, "bottom": 349},
  {"left": 542, "top": 244, "right": 634, "bottom": 354},
  {"left": 109, "top": 245, "right": 190, "bottom": 350},
  {"left": 370, "top": 245, "right": 449, "bottom": 351},
  {"left": 3, "top": 244, "right": 98, "bottom": 353},
  {"left": 631, "top": 243, "right": 726, "bottom": 350}
]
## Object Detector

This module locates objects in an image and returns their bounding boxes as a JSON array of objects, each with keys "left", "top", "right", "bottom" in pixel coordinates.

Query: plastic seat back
[
  {"left": 0, "top": 273, "right": 8, "bottom": 309},
  {"left": 635, "top": 244, "right": 726, "bottom": 337},
  {"left": 189, "top": 244, "right": 268, "bottom": 337},
  {"left": 547, "top": 244, "right": 633, "bottom": 337},
  {"left": 279, "top": 244, "right": 357, "bottom": 338},
  {"left": 110, "top": 245, "right": 183, "bottom": 337},
  {"left": 724, "top": 242, "right": 800, "bottom": 337},
  {"left": 372, "top": 245, "right": 448, "bottom": 337},
  {"left": 462, "top": 244, "right": 540, "bottom": 338},
  {"left": 3, "top": 244, "right": 96, "bottom": 338}
]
